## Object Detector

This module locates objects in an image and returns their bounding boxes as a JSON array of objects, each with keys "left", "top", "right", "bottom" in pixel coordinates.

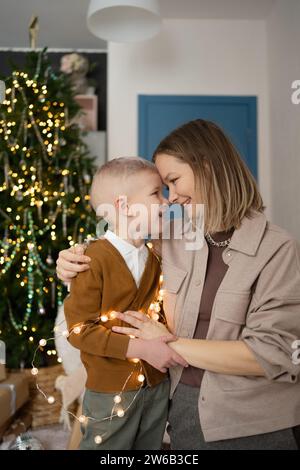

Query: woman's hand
[
  {"left": 112, "top": 310, "right": 170, "bottom": 340},
  {"left": 56, "top": 245, "right": 91, "bottom": 282},
  {"left": 127, "top": 337, "right": 189, "bottom": 372}
]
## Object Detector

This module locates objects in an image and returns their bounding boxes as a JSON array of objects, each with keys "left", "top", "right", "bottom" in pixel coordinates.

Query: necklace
[{"left": 205, "top": 232, "right": 232, "bottom": 248}]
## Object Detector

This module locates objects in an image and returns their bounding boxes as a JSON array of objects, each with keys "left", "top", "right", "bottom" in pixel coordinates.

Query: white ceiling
[{"left": 0, "top": 0, "right": 275, "bottom": 50}]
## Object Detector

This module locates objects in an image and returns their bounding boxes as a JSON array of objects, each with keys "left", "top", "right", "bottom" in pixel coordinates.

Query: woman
[{"left": 56, "top": 120, "right": 300, "bottom": 450}]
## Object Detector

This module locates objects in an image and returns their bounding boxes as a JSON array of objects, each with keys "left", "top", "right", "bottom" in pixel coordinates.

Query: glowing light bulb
[
  {"left": 101, "top": 315, "right": 108, "bottom": 323},
  {"left": 39, "top": 339, "right": 47, "bottom": 347},
  {"left": 138, "top": 374, "right": 145, "bottom": 383},
  {"left": 47, "top": 396, "right": 55, "bottom": 404},
  {"left": 62, "top": 330, "right": 69, "bottom": 338},
  {"left": 114, "top": 395, "right": 122, "bottom": 404},
  {"left": 31, "top": 367, "right": 38, "bottom": 376},
  {"left": 94, "top": 435, "right": 102, "bottom": 445},
  {"left": 73, "top": 326, "right": 82, "bottom": 335},
  {"left": 117, "top": 408, "right": 125, "bottom": 418},
  {"left": 79, "top": 415, "right": 87, "bottom": 424}
]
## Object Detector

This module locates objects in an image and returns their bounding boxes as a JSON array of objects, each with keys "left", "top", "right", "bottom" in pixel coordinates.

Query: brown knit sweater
[{"left": 64, "top": 238, "right": 166, "bottom": 393}]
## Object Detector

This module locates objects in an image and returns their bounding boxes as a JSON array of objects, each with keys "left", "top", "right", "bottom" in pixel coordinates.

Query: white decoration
[
  {"left": 55, "top": 304, "right": 83, "bottom": 375},
  {"left": 54, "top": 304, "right": 87, "bottom": 430}
]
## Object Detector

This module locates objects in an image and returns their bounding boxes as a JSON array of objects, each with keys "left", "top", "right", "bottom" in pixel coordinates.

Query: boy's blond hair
[{"left": 90, "top": 156, "right": 158, "bottom": 212}]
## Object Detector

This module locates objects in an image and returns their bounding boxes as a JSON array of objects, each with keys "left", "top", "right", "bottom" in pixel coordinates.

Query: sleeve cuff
[{"left": 243, "top": 337, "right": 298, "bottom": 383}]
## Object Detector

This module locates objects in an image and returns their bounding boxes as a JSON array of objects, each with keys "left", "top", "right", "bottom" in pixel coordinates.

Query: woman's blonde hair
[{"left": 153, "top": 119, "right": 264, "bottom": 232}]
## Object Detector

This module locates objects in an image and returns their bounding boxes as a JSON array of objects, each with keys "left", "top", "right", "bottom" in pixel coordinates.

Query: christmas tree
[{"left": 0, "top": 49, "right": 96, "bottom": 368}]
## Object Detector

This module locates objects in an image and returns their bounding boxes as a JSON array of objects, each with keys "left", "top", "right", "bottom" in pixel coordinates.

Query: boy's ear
[{"left": 115, "top": 195, "right": 129, "bottom": 215}]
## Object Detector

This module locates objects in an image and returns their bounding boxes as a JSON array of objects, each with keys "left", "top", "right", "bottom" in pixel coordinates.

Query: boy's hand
[
  {"left": 56, "top": 244, "right": 91, "bottom": 282},
  {"left": 112, "top": 310, "right": 170, "bottom": 339},
  {"left": 127, "top": 336, "right": 189, "bottom": 373}
]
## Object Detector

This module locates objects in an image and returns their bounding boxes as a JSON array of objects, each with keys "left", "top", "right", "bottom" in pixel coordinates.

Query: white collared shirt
[{"left": 104, "top": 230, "right": 149, "bottom": 288}]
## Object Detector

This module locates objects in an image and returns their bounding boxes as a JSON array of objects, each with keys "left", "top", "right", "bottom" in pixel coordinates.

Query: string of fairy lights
[
  {"left": 0, "top": 62, "right": 95, "bottom": 341},
  {"left": 30, "top": 267, "right": 165, "bottom": 446}
]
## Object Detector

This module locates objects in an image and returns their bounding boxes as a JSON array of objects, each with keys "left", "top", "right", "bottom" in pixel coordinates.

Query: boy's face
[{"left": 126, "top": 171, "right": 168, "bottom": 239}]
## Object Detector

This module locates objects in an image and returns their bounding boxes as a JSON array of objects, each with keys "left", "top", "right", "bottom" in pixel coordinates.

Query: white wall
[
  {"left": 266, "top": 0, "right": 300, "bottom": 240},
  {"left": 108, "top": 19, "right": 272, "bottom": 218}
]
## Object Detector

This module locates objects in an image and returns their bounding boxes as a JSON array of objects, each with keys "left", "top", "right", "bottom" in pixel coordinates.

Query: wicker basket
[{"left": 23, "top": 364, "right": 66, "bottom": 428}]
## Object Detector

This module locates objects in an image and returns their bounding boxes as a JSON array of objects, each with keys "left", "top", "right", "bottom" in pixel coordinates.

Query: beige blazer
[{"left": 160, "top": 210, "right": 300, "bottom": 442}]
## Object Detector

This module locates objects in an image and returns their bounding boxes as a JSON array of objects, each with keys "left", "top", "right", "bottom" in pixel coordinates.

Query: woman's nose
[{"left": 168, "top": 189, "right": 178, "bottom": 204}]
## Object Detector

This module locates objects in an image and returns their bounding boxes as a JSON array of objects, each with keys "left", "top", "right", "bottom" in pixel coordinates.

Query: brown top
[
  {"left": 64, "top": 238, "right": 166, "bottom": 393},
  {"left": 180, "top": 228, "right": 234, "bottom": 387}
]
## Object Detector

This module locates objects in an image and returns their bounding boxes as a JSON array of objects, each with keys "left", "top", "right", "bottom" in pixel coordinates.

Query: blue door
[{"left": 138, "top": 95, "right": 257, "bottom": 178}]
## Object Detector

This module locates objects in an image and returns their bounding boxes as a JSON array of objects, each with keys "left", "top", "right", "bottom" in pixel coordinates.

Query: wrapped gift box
[
  {"left": 0, "top": 364, "right": 6, "bottom": 382},
  {"left": 0, "top": 372, "right": 30, "bottom": 438},
  {"left": 0, "top": 387, "right": 11, "bottom": 426}
]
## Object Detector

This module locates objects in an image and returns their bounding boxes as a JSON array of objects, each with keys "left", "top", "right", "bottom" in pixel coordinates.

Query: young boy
[{"left": 64, "top": 157, "right": 187, "bottom": 450}]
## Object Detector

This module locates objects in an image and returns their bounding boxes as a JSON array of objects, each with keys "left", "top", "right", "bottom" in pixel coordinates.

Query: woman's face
[{"left": 155, "top": 153, "right": 199, "bottom": 206}]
